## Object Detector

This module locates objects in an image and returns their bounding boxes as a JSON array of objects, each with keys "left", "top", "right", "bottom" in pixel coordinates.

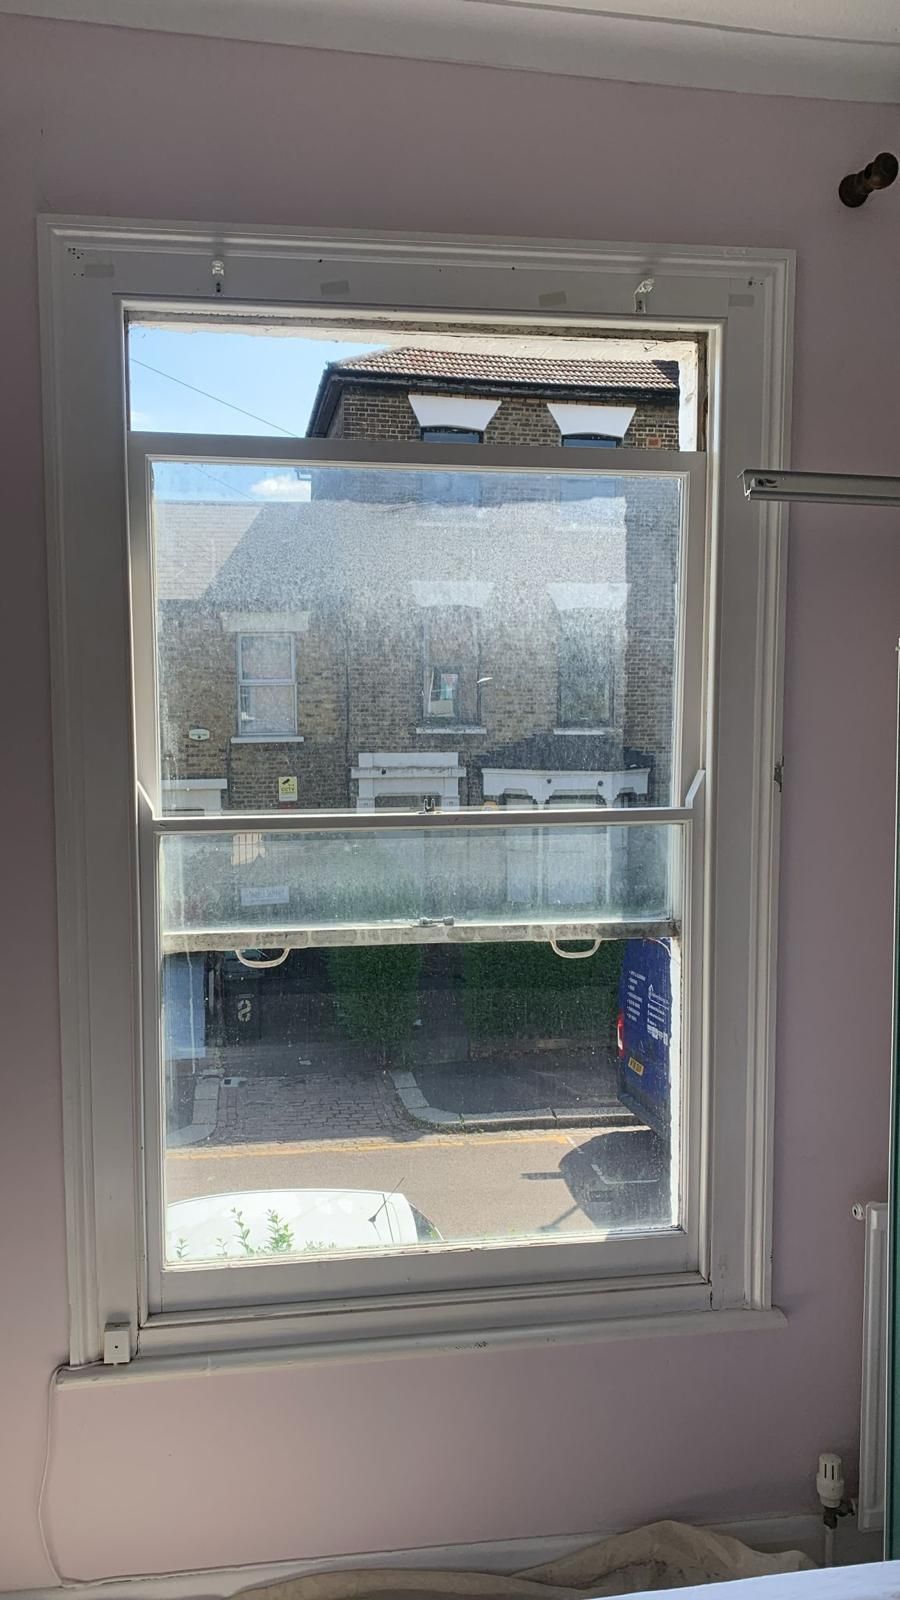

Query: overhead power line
[
  {"left": 130, "top": 357, "right": 299, "bottom": 436},
  {"left": 191, "top": 465, "right": 258, "bottom": 501}
]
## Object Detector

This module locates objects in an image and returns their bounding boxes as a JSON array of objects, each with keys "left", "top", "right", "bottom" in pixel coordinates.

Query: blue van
[{"left": 616, "top": 938, "right": 673, "bottom": 1141}]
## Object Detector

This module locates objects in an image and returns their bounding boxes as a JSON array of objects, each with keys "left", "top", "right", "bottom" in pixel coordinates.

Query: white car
[{"left": 167, "top": 1187, "right": 438, "bottom": 1262}]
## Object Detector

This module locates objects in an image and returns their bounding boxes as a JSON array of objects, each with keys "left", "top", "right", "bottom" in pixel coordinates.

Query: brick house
[
  {"left": 156, "top": 351, "right": 681, "bottom": 817},
  {"left": 307, "top": 348, "right": 680, "bottom": 450}
]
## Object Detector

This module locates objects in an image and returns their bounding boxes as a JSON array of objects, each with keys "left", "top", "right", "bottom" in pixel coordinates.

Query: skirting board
[{"left": 5, "top": 1515, "right": 884, "bottom": 1600}]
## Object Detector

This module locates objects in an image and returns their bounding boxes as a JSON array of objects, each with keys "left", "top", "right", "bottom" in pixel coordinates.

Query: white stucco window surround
[
  {"left": 352, "top": 751, "right": 464, "bottom": 809},
  {"left": 160, "top": 777, "right": 227, "bottom": 814},
  {"left": 42, "top": 219, "right": 792, "bottom": 1371},
  {"left": 408, "top": 393, "right": 500, "bottom": 432},
  {"left": 548, "top": 403, "right": 636, "bottom": 440},
  {"left": 410, "top": 580, "right": 493, "bottom": 609},
  {"left": 548, "top": 582, "right": 628, "bottom": 613},
  {"left": 482, "top": 768, "right": 649, "bottom": 807},
  {"left": 220, "top": 610, "right": 310, "bottom": 633}
]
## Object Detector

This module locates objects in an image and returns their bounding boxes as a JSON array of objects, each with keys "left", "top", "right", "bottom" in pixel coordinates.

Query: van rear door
[{"left": 616, "top": 938, "right": 672, "bottom": 1139}]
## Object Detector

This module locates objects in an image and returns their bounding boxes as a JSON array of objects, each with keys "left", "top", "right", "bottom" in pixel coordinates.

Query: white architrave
[
  {"left": 39, "top": 219, "right": 793, "bottom": 1367},
  {"left": 548, "top": 402, "right": 636, "bottom": 439},
  {"left": 408, "top": 394, "right": 500, "bottom": 433},
  {"left": 220, "top": 610, "right": 310, "bottom": 633},
  {"left": 548, "top": 582, "right": 627, "bottom": 612}
]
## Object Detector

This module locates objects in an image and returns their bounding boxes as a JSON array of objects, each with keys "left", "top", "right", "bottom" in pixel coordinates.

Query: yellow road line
[{"left": 168, "top": 1130, "right": 582, "bottom": 1161}]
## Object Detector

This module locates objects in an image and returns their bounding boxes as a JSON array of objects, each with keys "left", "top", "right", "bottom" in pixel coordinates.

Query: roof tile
[{"left": 333, "top": 348, "right": 679, "bottom": 392}]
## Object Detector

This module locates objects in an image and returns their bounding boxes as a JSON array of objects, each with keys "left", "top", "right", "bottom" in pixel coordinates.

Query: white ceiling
[
  {"left": 2, "top": 0, "right": 900, "bottom": 101},
  {"left": 483, "top": 1, "right": 900, "bottom": 42}
]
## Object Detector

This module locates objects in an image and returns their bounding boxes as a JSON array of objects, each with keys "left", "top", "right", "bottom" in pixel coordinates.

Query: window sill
[
  {"left": 231, "top": 735, "right": 305, "bottom": 744},
  {"left": 415, "top": 725, "right": 487, "bottom": 735},
  {"left": 553, "top": 727, "right": 614, "bottom": 736},
  {"left": 63, "top": 1304, "right": 786, "bottom": 1383}
]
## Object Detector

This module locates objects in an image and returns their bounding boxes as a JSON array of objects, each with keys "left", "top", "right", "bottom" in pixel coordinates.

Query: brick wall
[
  {"left": 622, "top": 403, "right": 679, "bottom": 449},
  {"left": 328, "top": 385, "right": 678, "bottom": 448},
  {"left": 159, "top": 492, "right": 673, "bottom": 811},
  {"left": 330, "top": 389, "right": 418, "bottom": 442},
  {"left": 159, "top": 611, "right": 352, "bottom": 811},
  {"left": 160, "top": 381, "right": 680, "bottom": 813},
  {"left": 159, "top": 608, "right": 234, "bottom": 784}
]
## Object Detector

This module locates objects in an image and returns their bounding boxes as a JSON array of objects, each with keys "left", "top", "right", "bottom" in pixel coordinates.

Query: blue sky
[{"left": 129, "top": 325, "right": 380, "bottom": 499}]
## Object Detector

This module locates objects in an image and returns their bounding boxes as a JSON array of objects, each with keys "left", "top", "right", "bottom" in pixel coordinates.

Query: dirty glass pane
[
  {"left": 160, "top": 822, "right": 680, "bottom": 943},
  {"left": 238, "top": 684, "right": 295, "bottom": 738},
  {"left": 151, "top": 461, "right": 684, "bottom": 814},
  {"left": 239, "top": 634, "right": 293, "bottom": 682},
  {"left": 162, "top": 935, "right": 680, "bottom": 1264}
]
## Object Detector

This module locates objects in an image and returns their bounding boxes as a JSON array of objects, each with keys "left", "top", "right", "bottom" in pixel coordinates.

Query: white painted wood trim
[
  {"left": 39, "top": 219, "right": 793, "bottom": 1366},
  {"left": 745, "top": 249, "right": 794, "bottom": 1312},
  {"left": 859, "top": 1202, "right": 889, "bottom": 1533},
  {"left": 38, "top": 221, "right": 104, "bottom": 1368}
]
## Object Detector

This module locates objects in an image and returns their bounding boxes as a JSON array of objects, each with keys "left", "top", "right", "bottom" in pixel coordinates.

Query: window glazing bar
[
  {"left": 130, "top": 431, "right": 703, "bottom": 477},
  {"left": 161, "top": 917, "right": 680, "bottom": 955},
  {"left": 150, "top": 804, "right": 693, "bottom": 833}
]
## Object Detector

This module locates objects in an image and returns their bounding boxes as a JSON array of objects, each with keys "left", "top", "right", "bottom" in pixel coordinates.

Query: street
[{"left": 167, "top": 1121, "right": 670, "bottom": 1242}]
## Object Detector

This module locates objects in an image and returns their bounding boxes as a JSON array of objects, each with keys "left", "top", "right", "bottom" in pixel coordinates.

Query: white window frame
[
  {"left": 236, "top": 630, "right": 297, "bottom": 738},
  {"left": 133, "top": 434, "right": 701, "bottom": 1323},
  {"left": 40, "top": 218, "right": 792, "bottom": 1372}
]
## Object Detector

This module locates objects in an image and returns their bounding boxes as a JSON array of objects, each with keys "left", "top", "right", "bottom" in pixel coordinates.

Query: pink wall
[{"left": 1, "top": 13, "right": 899, "bottom": 1587}]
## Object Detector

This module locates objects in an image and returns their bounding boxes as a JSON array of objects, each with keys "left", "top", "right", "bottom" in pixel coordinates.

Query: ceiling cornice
[{"left": 2, "top": 0, "right": 899, "bottom": 102}]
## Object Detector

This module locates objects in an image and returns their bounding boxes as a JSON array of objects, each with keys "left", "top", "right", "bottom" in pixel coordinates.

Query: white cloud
[
  {"left": 251, "top": 473, "right": 312, "bottom": 501},
  {"left": 129, "top": 409, "right": 154, "bottom": 428}
]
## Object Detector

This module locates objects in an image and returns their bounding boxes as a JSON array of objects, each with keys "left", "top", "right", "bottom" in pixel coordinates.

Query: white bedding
[
  {"left": 231, "top": 1530, "right": 897, "bottom": 1600},
  {"left": 623, "top": 1565, "right": 900, "bottom": 1600}
]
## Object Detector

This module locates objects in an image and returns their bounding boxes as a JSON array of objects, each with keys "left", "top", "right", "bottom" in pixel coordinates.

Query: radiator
[{"left": 858, "top": 1201, "right": 889, "bottom": 1532}]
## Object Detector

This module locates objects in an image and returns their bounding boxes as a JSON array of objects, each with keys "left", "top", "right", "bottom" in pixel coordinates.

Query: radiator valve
[{"left": 817, "top": 1453, "right": 852, "bottom": 1529}]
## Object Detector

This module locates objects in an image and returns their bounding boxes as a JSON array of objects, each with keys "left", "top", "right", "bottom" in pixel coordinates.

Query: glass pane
[
  {"left": 240, "top": 634, "right": 293, "bottom": 682},
  {"left": 128, "top": 323, "right": 695, "bottom": 446},
  {"left": 162, "top": 934, "right": 680, "bottom": 1264},
  {"left": 238, "top": 684, "right": 295, "bottom": 737},
  {"left": 426, "top": 668, "right": 460, "bottom": 720},
  {"left": 160, "top": 822, "right": 680, "bottom": 940},
  {"left": 421, "top": 428, "right": 482, "bottom": 445},
  {"left": 151, "top": 462, "right": 684, "bottom": 813},
  {"left": 559, "top": 619, "right": 612, "bottom": 727}
]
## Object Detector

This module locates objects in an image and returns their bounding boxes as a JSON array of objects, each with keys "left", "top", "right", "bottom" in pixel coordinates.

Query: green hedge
[
  {"left": 460, "top": 940, "right": 622, "bottom": 1042},
  {"left": 325, "top": 944, "right": 423, "bottom": 1062},
  {"left": 325, "top": 940, "right": 623, "bottom": 1061}
]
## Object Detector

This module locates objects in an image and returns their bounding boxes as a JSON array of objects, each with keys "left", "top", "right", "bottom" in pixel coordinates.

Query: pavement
[
  {"left": 393, "top": 1047, "right": 625, "bottom": 1131},
  {"left": 175, "top": 1041, "right": 624, "bottom": 1145},
  {"left": 211, "top": 1063, "right": 415, "bottom": 1145}
]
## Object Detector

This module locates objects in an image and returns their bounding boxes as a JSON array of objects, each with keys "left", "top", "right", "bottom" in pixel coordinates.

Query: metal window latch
[
  {"left": 774, "top": 761, "right": 784, "bottom": 792},
  {"left": 210, "top": 256, "right": 226, "bottom": 296},
  {"left": 634, "top": 277, "right": 655, "bottom": 314}
]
